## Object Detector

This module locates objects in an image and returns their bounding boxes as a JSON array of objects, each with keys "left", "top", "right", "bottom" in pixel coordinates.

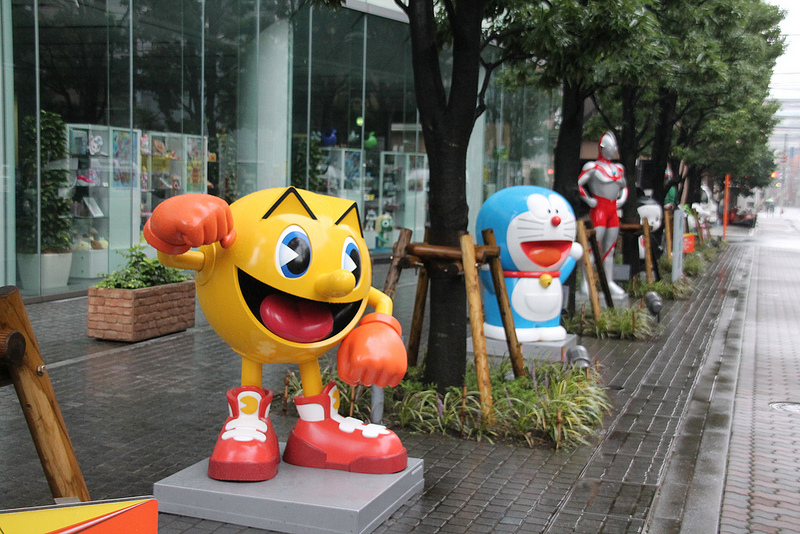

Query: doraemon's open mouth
[
  {"left": 238, "top": 269, "right": 361, "bottom": 344},
  {"left": 520, "top": 240, "right": 572, "bottom": 268}
]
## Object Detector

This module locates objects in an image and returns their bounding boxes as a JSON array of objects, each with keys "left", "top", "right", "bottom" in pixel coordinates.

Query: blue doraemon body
[{"left": 476, "top": 186, "right": 583, "bottom": 342}]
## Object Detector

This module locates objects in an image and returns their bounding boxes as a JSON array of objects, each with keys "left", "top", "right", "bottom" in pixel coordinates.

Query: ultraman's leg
[{"left": 599, "top": 225, "right": 626, "bottom": 295}]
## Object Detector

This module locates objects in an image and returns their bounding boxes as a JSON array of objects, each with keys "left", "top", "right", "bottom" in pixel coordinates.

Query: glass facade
[{"left": 0, "top": 0, "right": 557, "bottom": 297}]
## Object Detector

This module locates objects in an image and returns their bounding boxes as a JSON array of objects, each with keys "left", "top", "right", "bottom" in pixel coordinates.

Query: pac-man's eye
[
  {"left": 276, "top": 225, "right": 311, "bottom": 278},
  {"left": 342, "top": 237, "right": 362, "bottom": 283}
]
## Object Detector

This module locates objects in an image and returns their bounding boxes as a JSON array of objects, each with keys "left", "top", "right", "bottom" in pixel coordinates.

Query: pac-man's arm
[
  {"left": 338, "top": 287, "right": 406, "bottom": 388},
  {"left": 144, "top": 194, "right": 236, "bottom": 257},
  {"left": 157, "top": 250, "right": 205, "bottom": 272},
  {"left": 367, "top": 287, "right": 393, "bottom": 315}
]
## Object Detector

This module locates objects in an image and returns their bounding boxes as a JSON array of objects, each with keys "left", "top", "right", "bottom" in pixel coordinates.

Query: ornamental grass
[{"left": 287, "top": 360, "right": 611, "bottom": 450}]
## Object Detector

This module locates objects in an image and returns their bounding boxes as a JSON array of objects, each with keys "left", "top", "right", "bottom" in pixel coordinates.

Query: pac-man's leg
[
  {"left": 208, "top": 357, "right": 279, "bottom": 481},
  {"left": 241, "top": 356, "right": 263, "bottom": 388},
  {"left": 297, "top": 359, "right": 323, "bottom": 397},
  {"left": 284, "top": 379, "right": 407, "bottom": 474}
]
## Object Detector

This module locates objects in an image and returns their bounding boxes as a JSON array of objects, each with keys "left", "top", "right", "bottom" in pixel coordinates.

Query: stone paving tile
[
  {"left": 718, "top": 217, "right": 800, "bottom": 534},
  {"left": 0, "top": 230, "right": 759, "bottom": 532}
]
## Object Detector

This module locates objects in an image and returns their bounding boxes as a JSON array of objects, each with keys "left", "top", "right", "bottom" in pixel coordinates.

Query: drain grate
[{"left": 769, "top": 402, "right": 800, "bottom": 414}]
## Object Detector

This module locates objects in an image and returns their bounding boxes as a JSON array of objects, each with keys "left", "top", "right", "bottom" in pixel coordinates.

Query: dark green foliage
[
  {"left": 96, "top": 245, "right": 190, "bottom": 289},
  {"left": 629, "top": 278, "right": 693, "bottom": 300},
  {"left": 565, "top": 306, "right": 658, "bottom": 340},
  {"left": 288, "top": 360, "right": 611, "bottom": 450},
  {"left": 16, "top": 111, "right": 73, "bottom": 253}
]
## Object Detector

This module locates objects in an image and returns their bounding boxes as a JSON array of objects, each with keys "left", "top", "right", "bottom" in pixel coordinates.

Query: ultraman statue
[{"left": 578, "top": 132, "right": 628, "bottom": 296}]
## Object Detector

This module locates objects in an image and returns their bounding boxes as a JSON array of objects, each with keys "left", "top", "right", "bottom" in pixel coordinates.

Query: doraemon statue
[{"left": 476, "top": 186, "right": 583, "bottom": 342}]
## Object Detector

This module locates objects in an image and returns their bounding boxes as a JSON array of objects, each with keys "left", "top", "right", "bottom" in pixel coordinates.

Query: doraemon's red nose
[{"left": 551, "top": 215, "right": 562, "bottom": 227}]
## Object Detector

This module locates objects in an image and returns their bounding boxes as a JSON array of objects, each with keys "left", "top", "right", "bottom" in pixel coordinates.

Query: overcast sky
[{"left": 769, "top": 0, "right": 799, "bottom": 101}]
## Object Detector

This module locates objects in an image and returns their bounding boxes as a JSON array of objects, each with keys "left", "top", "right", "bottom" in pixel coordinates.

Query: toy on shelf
[
  {"left": 143, "top": 187, "right": 408, "bottom": 481},
  {"left": 476, "top": 186, "right": 583, "bottom": 342},
  {"left": 578, "top": 131, "right": 628, "bottom": 296}
]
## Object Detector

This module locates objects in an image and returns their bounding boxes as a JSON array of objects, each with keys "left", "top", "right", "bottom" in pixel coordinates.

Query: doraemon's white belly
[{"left": 510, "top": 278, "right": 562, "bottom": 322}]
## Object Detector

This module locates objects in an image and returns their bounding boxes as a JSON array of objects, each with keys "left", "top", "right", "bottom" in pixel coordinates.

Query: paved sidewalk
[
  {"left": 0, "top": 212, "right": 785, "bottom": 533},
  {"left": 717, "top": 213, "right": 800, "bottom": 534}
]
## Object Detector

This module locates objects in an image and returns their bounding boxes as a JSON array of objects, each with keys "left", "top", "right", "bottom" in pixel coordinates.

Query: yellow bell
[{"left": 539, "top": 273, "right": 553, "bottom": 288}]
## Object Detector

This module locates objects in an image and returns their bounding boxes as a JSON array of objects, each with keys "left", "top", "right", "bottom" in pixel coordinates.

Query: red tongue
[
  {"left": 260, "top": 293, "right": 334, "bottom": 343},
  {"left": 520, "top": 241, "right": 570, "bottom": 268}
]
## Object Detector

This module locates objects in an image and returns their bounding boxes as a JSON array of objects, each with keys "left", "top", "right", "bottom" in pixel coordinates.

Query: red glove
[
  {"left": 143, "top": 194, "right": 236, "bottom": 255},
  {"left": 337, "top": 313, "right": 407, "bottom": 388}
]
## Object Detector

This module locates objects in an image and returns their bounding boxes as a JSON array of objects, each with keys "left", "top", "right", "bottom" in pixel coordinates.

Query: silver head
[{"left": 599, "top": 132, "right": 618, "bottom": 160}]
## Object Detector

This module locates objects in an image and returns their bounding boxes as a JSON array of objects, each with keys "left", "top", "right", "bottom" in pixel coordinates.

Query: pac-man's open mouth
[
  {"left": 520, "top": 240, "right": 572, "bottom": 268},
  {"left": 238, "top": 269, "right": 361, "bottom": 343}
]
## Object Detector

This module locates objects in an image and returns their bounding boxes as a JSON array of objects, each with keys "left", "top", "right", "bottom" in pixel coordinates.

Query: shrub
[
  {"left": 287, "top": 360, "right": 611, "bottom": 450},
  {"left": 96, "top": 245, "right": 190, "bottom": 289},
  {"left": 565, "top": 305, "right": 658, "bottom": 339}
]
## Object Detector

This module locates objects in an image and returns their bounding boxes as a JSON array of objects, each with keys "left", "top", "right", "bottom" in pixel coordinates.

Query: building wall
[{"left": 1, "top": 0, "right": 557, "bottom": 297}]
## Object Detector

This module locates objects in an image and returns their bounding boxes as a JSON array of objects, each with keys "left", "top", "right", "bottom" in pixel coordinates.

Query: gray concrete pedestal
[{"left": 154, "top": 449, "right": 423, "bottom": 534}]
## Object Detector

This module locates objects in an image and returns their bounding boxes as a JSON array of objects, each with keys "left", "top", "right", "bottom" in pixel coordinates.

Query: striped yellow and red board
[{"left": 0, "top": 498, "right": 157, "bottom": 534}]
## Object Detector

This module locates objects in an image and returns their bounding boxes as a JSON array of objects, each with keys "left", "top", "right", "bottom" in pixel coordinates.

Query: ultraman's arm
[
  {"left": 616, "top": 170, "right": 628, "bottom": 208},
  {"left": 578, "top": 164, "right": 598, "bottom": 208}
]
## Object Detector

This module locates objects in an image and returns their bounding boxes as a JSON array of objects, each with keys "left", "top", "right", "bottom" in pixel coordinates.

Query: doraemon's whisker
[
  {"left": 516, "top": 225, "right": 546, "bottom": 231},
  {"left": 517, "top": 232, "right": 546, "bottom": 240}
]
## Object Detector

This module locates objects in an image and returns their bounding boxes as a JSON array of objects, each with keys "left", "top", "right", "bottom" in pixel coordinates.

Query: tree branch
[{"left": 393, "top": 0, "right": 409, "bottom": 15}]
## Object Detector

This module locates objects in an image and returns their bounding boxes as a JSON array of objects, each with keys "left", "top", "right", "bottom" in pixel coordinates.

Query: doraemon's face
[{"left": 506, "top": 193, "right": 577, "bottom": 271}]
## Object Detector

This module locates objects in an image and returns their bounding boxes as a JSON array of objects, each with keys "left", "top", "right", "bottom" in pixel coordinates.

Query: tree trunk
[
  {"left": 685, "top": 165, "right": 702, "bottom": 205},
  {"left": 648, "top": 88, "right": 677, "bottom": 204},
  {"left": 619, "top": 84, "right": 640, "bottom": 273},
  {"left": 553, "top": 80, "right": 586, "bottom": 214},
  {"left": 405, "top": 0, "right": 484, "bottom": 391}
]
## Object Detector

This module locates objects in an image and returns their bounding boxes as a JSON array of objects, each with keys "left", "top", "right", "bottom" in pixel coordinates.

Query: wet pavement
[{"left": 1, "top": 209, "right": 798, "bottom": 532}]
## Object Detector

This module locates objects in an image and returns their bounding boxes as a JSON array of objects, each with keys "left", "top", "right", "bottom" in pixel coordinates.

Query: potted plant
[
  {"left": 87, "top": 245, "right": 195, "bottom": 342},
  {"left": 16, "top": 110, "right": 74, "bottom": 289}
]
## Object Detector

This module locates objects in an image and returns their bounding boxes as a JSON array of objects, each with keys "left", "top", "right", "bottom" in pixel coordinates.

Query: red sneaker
[
  {"left": 208, "top": 387, "right": 280, "bottom": 481},
  {"left": 283, "top": 382, "right": 407, "bottom": 474}
]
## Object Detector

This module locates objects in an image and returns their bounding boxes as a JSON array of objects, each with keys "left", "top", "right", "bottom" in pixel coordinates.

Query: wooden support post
[
  {"left": 481, "top": 229, "right": 525, "bottom": 379},
  {"left": 576, "top": 222, "right": 602, "bottom": 322},
  {"left": 460, "top": 235, "right": 493, "bottom": 422},
  {"left": 664, "top": 210, "right": 673, "bottom": 259},
  {"left": 406, "top": 267, "right": 428, "bottom": 367},
  {"left": 0, "top": 286, "right": 90, "bottom": 503},
  {"left": 382, "top": 228, "right": 413, "bottom": 299},
  {"left": 586, "top": 231, "right": 614, "bottom": 308},
  {"left": 642, "top": 218, "right": 654, "bottom": 283},
  {"left": 689, "top": 207, "right": 704, "bottom": 245}
]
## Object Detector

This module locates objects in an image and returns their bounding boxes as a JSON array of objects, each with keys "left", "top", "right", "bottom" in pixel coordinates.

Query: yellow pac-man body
[
  {"left": 145, "top": 187, "right": 408, "bottom": 478},
  {"left": 155, "top": 187, "right": 392, "bottom": 394},
  {"left": 195, "top": 188, "right": 372, "bottom": 364}
]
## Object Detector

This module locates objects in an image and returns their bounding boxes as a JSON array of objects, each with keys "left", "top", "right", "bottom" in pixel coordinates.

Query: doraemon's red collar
[{"left": 503, "top": 270, "right": 560, "bottom": 278}]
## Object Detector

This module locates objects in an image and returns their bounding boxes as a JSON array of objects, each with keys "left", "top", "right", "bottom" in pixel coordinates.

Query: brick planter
[{"left": 87, "top": 280, "right": 196, "bottom": 342}]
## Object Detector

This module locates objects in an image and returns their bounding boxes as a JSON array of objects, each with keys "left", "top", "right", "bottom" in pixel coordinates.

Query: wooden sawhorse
[
  {"left": 0, "top": 286, "right": 90, "bottom": 503},
  {"left": 381, "top": 228, "right": 528, "bottom": 421}
]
